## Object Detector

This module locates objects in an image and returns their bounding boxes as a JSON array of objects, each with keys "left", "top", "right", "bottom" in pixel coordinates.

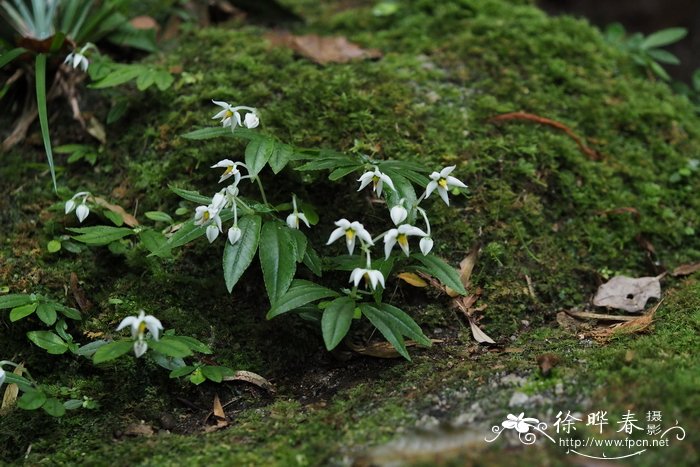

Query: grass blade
[{"left": 35, "top": 53, "right": 57, "bottom": 192}]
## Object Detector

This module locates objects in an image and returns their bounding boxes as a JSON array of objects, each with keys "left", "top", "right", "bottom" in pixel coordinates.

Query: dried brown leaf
[
  {"left": 397, "top": 272, "right": 428, "bottom": 288},
  {"left": 92, "top": 196, "right": 139, "bottom": 227},
  {"left": 468, "top": 318, "right": 495, "bottom": 344},
  {"left": 671, "top": 261, "right": 700, "bottom": 277},
  {"left": 1, "top": 364, "right": 24, "bottom": 413},
  {"left": 70, "top": 272, "right": 92, "bottom": 312},
  {"left": 565, "top": 310, "right": 636, "bottom": 322},
  {"left": 447, "top": 244, "right": 479, "bottom": 297},
  {"left": 130, "top": 16, "right": 159, "bottom": 30},
  {"left": 223, "top": 371, "right": 275, "bottom": 394},
  {"left": 345, "top": 338, "right": 439, "bottom": 359},
  {"left": 536, "top": 353, "right": 560, "bottom": 377},
  {"left": 592, "top": 275, "right": 662, "bottom": 313},
  {"left": 123, "top": 422, "right": 154, "bottom": 437},
  {"left": 591, "top": 300, "right": 662, "bottom": 342},
  {"left": 265, "top": 32, "right": 382, "bottom": 65}
]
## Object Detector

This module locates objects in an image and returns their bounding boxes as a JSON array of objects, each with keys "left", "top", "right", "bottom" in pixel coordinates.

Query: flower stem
[{"left": 255, "top": 176, "right": 269, "bottom": 206}]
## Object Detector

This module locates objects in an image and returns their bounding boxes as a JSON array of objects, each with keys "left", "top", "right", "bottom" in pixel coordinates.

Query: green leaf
[
  {"left": 63, "top": 399, "right": 84, "bottom": 410},
  {"left": 321, "top": 297, "right": 355, "bottom": 350},
  {"left": 0, "top": 294, "right": 32, "bottom": 309},
  {"left": 169, "top": 186, "right": 212, "bottom": 204},
  {"left": 693, "top": 69, "right": 700, "bottom": 92},
  {"left": 10, "top": 303, "right": 37, "bottom": 321},
  {"left": 27, "top": 331, "right": 69, "bottom": 354},
  {"left": 89, "top": 64, "right": 143, "bottom": 88},
  {"left": 148, "top": 337, "right": 193, "bottom": 358},
  {"left": 42, "top": 398, "right": 66, "bottom": 417},
  {"left": 139, "top": 229, "right": 169, "bottom": 256},
  {"left": 3, "top": 373, "right": 33, "bottom": 392},
  {"left": 259, "top": 222, "right": 298, "bottom": 304},
  {"left": 18, "top": 390, "right": 47, "bottom": 410},
  {"left": 360, "top": 303, "right": 430, "bottom": 360},
  {"left": 649, "top": 60, "right": 671, "bottom": 81},
  {"left": 641, "top": 27, "right": 687, "bottom": 49},
  {"left": 223, "top": 215, "right": 262, "bottom": 293},
  {"left": 47, "top": 239, "right": 62, "bottom": 253},
  {"left": 245, "top": 139, "right": 275, "bottom": 177},
  {"left": 167, "top": 336, "right": 212, "bottom": 354},
  {"left": 267, "top": 280, "right": 338, "bottom": 319},
  {"left": 169, "top": 366, "right": 195, "bottom": 378},
  {"left": 76, "top": 339, "right": 108, "bottom": 357},
  {"left": 0, "top": 47, "right": 26, "bottom": 68},
  {"left": 413, "top": 254, "right": 467, "bottom": 295},
  {"left": 181, "top": 127, "right": 231, "bottom": 140},
  {"left": 68, "top": 226, "right": 134, "bottom": 246},
  {"left": 289, "top": 229, "right": 307, "bottom": 262},
  {"left": 103, "top": 210, "right": 124, "bottom": 226},
  {"left": 92, "top": 340, "right": 134, "bottom": 363},
  {"left": 145, "top": 211, "right": 173, "bottom": 223},
  {"left": 56, "top": 304, "right": 81, "bottom": 320},
  {"left": 268, "top": 143, "right": 293, "bottom": 174},
  {"left": 302, "top": 244, "right": 323, "bottom": 277},
  {"left": 328, "top": 165, "right": 361, "bottom": 181},
  {"left": 201, "top": 366, "right": 224, "bottom": 383},
  {"left": 189, "top": 368, "right": 206, "bottom": 385},
  {"left": 647, "top": 49, "right": 680, "bottom": 65},
  {"left": 35, "top": 54, "right": 57, "bottom": 192},
  {"left": 36, "top": 302, "right": 57, "bottom": 325},
  {"left": 383, "top": 170, "right": 417, "bottom": 214}
]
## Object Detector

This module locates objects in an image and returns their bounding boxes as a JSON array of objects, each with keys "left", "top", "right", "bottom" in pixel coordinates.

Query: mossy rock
[{"left": 1, "top": 0, "right": 699, "bottom": 464}]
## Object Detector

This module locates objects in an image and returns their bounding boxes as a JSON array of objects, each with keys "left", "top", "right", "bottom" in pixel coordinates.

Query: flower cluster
[
  {"left": 328, "top": 165, "right": 467, "bottom": 290},
  {"left": 65, "top": 191, "right": 91, "bottom": 223},
  {"left": 116, "top": 310, "right": 163, "bottom": 358},
  {"left": 212, "top": 100, "right": 260, "bottom": 132}
]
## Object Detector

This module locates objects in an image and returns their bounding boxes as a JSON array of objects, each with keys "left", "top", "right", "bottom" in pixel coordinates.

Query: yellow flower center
[
  {"left": 345, "top": 229, "right": 356, "bottom": 240},
  {"left": 438, "top": 178, "right": 448, "bottom": 189},
  {"left": 398, "top": 234, "right": 408, "bottom": 247},
  {"left": 138, "top": 322, "right": 147, "bottom": 335},
  {"left": 203, "top": 211, "right": 210, "bottom": 221},
  {"left": 224, "top": 166, "right": 234, "bottom": 175},
  {"left": 225, "top": 110, "right": 233, "bottom": 118},
  {"left": 372, "top": 175, "right": 380, "bottom": 187}
]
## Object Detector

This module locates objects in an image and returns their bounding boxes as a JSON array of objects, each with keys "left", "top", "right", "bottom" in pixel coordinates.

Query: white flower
[
  {"left": 326, "top": 219, "right": 373, "bottom": 255},
  {"left": 425, "top": 165, "right": 468, "bottom": 206},
  {"left": 286, "top": 212, "right": 310, "bottom": 229},
  {"left": 211, "top": 159, "right": 246, "bottom": 184},
  {"left": 390, "top": 204, "right": 408, "bottom": 225},
  {"left": 502, "top": 413, "right": 540, "bottom": 434},
  {"left": 419, "top": 236, "right": 434, "bottom": 255},
  {"left": 65, "top": 191, "right": 91, "bottom": 223},
  {"left": 64, "top": 43, "right": 96, "bottom": 72},
  {"left": 116, "top": 310, "right": 164, "bottom": 358},
  {"left": 349, "top": 267, "right": 385, "bottom": 290},
  {"left": 194, "top": 193, "right": 226, "bottom": 243},
  {"left": 212, "top": 100, "right": 241, "bottom": 129},
  {"left": 357, "top": 166, "right": 395, "bottom": 197},
  {"left": 228, "top": 225, "right": 242, "bottom": 245},
  {"left": 243, "top": 112, "right": 259, "bottom": 129},
  {"left": 384, "top": 224, "right": 427, "bottom": 258},
  {"left": 0, "top": 367, "right": 5, "bottom": 387}
]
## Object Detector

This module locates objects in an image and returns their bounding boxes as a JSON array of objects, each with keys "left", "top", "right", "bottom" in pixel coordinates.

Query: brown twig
[
  {"left": 565, "top": 310, "right": 637, "bottom": 322},
  {"left": 489, "top": 111, "right": 602, "bottom": 161}
]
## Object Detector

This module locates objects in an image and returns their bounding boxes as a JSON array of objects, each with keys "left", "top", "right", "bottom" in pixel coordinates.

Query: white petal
[
  {"left": 419, "top": 237, "right": 434, "bottom": 255},
  {"left": 334, "top": 218, "right": 351, "bottom": 229},
  {"left": 211, "top": 159, "right": 234, "bottom": 168},
  {"left": 0, "top": 367, "right": 5, "bottom": 386},
  {"left": 390, "top": 205, "right": 408, "bottom": 225},
  {"left": 440, "top": 165, "right": 456, "bottom": 177},
  {"left": 297, "top": 213, "right": 310, "bottom": 228},
  {"left": 244, "top": 112, "right": 259, "bottom": 128},
  {"left": 375, "top": 179, "right": 383, "bottom": 197},
  {"left": 64, "top": 53, "right": 73, "bottom": 64},
  {"left": 398, "top": 240, "right": 410, "bottom": 257},
  {"left": 425, "top": 180, "right": 438, "bottom": 198},
  {"left": 437, "top": 186, "right": 450, "bottom": 206},
  {"left": 286, "top": 213, "right": 298, "bottom": 229},
  {"left": 228, "top": 226, "right": 242, "bottom": 245},
  {"left": 133, "top": 340, "right": 148, "bottom": 358},
  {"left": 65, "top": 199, "right": 76, "bottom": 214},
  {"left": 206, "top": 225, "right": 220, "bottom": 243},
  {"left": 72, "top": 53, "right": 82, "bottom": 69},
  {"left": 446, "top": 176, "right": 467, "bottom": 189},
  {"left": 346, "top": 234, "right": 356, "bottom": 255},
  {"left": 80, "top": 57, "right": 89, "bottom": 71},
  {"left": 212, "top": 100, "right": 230, "bottom": 109},
  {"left": 399, "top": 225, "right": 427, "bottom": 237},
  {"left": 384, "top": 231, "right": 398, "bottom": 259},
  {"left": 327, "top": 227, "right": 346, "bottom": 245},
  {"left": 143, "top": 315, "right": 163, "bottom": 340},
  {"left": 76, "top": 204, "right": 90, "bottom": 223},
  {"left": 116, "top": 316, "right": 137, "bottom": 332},
  {"left": 379, "top": 173, "right": 395, "bottom": 192},
  {"left": 214, "top": 214, "right": 223, "bottom": 232},
  {"left": 212, "top": 109, "right": 228, "bottom": 120},
  {"left": 234, "top": 111, "right": 242, "bottom": 127},
  {"left": 429, "top": 171, "right": 441, "bottom": 181},
  {"left": 349, "top": 268, "right": 364, "bottom": 287},
  {"left": 369, "top": 270, "right": 385, "bottom": 289},
  {"left": 355, "top": 227, "right": 374, "bottom": 246},
  {"left": 357, "top": 172, "right": 374, "bottom": 191}
]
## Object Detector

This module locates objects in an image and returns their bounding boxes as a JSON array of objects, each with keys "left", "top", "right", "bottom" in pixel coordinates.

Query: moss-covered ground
[{"left": 1, "top": 0, "right": 699, "bottom": 464}]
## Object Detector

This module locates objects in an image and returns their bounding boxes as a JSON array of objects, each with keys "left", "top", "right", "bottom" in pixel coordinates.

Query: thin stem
[
  {"left": 255, "top": 176, "right": 269, "bottom": 205},
  {"left": 232, "top": 199, "right": 238, "bottom": 225},
  {"left": 417, "top": 207, "right": 431, "bottom": 235}
]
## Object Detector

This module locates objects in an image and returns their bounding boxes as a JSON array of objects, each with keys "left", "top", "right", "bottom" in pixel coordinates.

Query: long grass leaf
[
  {"left": 35, "top": 53, "right": 57, "bottom": 192},
  {"left": 0, "top": 46, "right": 25, "bottom": 68}
]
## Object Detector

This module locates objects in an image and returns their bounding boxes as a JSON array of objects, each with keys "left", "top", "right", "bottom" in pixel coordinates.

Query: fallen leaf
[
  {"left": 672, "top": 261, "right": 700, "bottom": 277},
  {"left": 468, "top": 318, "right": 495, "bottom": 344},
  {"left": 447, "top": 244, "right": 479, "bottom": 297},
  {"left": 223, "top": 371, "right": 275, "bottom": 394},
  {"left": 345, "top": 337, "right": 439, "bottom": 359},
  {"left": 592, "top": 275, "right": 663, "bottom": 313},
  {"left": 565, "top": 310, "right": 637, "bottom": 322},
  {"left": 91, "top": 196, "right": 139, "bottom": 227},
  {"left": 1, "top": 364, "right": 24, "bottom": 413},
  {"left": 591, "top": 300, "right": 662, "bottom": 342},
  {"left": 398, "top": 272, "right": 428, "bottom": 287},
  {"left": 265, "top": 32, "right": 382, "bottom": 65},
  {"left": 203, "top": 394, "right": 229, "bottom": 433},
  {"left": 86, "top": 116, "right": 106, "bottom": 144},
  {"left": 536, "top": 353, "right": 560, "bottom": 377},
  {"left": 123, "top": 421, "right": 154, "bottom": 437},
  {"left": 70, "top": 272, "right": 92, "bottom": 312},
  {"left": 130, "top": 16, "right": 159, "bottom": 30}
]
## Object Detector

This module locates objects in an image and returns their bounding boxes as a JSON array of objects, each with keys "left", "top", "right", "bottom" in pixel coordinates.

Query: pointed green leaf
[
  {"left": 18, "top": 390, "right": 47, "bottom": 410},
  {"left": 259, "top": 222, "right": 297, "bottom": 303},
  {"left": 35, "top": 54, "right": 57, "bottom": 191},
  {"left": 36, "top": 302, "right": 57, "bottom": 325},
  {"left": 92, "top": 340, "right": 134, "bottom": 363},
  {"left": 169, "top": 366, "right": 195, "bottom": 378},
  {"left": 10, "top": 303, "right": 37, "bottom": 321},
  {"left": 223, "top": 215, "right": 262, "bottom": 292},
  {"left": 0, "top": 294, "right": 32, "bottom": 309},
  {"left": 27, "top": 331, "right": 69, "bottom": 354},
  {"left": 302, "top": 244, "right": 323, "bottom": 277},
  {"left": 322, "top": 297, "right": 355, "bottom": 350},
  {"left": 42, "top": 398, "right": 66, "bottom": 417},
  {"left": 0, "top": 47, "right": 26, "bottom": 68},
  {"left": 68, "top": 226, "right": 134, "bottom": 246},
  {"left": 267, "top": 280, "right": 338, "bottom": 319},
  {"left": 360, "top": 303, "right": 430, "bottom": 360},
  {"left": 245, "top": 139, "right": 275, "bottom": 176},
  {"left": 148, "top": 337, "right": 193, "bottom": 358},
  {"left": 269, "top": 143, "right": 293, "bottom": 174},
  {"left": 201, "top": 365, "right": 224, "bottom": 383},
  {"left": 413, "top": 254, "right": 467, "bottom": 295},
  {"left": 641, "top": 27, "right": 687, "bottom": 49}
]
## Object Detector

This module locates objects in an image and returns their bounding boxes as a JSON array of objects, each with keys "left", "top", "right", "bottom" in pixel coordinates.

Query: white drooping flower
[
  {"left": 326, "top": 219, "right": 373, "bottom": 255},
  {"left": 211, "top": 159, "right": 247, "bottom": 184},
  {"left": 65, "top": 191, "right": 91, "bottom": 223},
  {"left": 384, "top": 224, "right": 427, "bottom": 258},
  {"left": 64, "top": 43, "right": 96, "bottom": 71},
  {"left": 425, "top": 165, "right": 468, "bottom": 206},
  {"left": 419, "top": 236, "right": 434, "bottom": 255},
  {"left": 228, "top": 225, "right": 242, "bottom": 245},
  {"left": 116, "top": 310, "right": 164, "bottom": 358},
  {"left": 286, "top": 196, "right": 310, "bottom": 230},
  {"left": 194, "top": 193, "right": 226, "bottom": 243},
  {"left": 212, "top": 101, "right": 259, "bottom": 132},
  {"left": 357, "top": 166, "right": 395, "bottom": 197},
  {"left": 349, "top": 267, "right": 385, "bottom": 290},
  {"left": 390, "top": 204, "right": 408, "bottom": 225}
]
